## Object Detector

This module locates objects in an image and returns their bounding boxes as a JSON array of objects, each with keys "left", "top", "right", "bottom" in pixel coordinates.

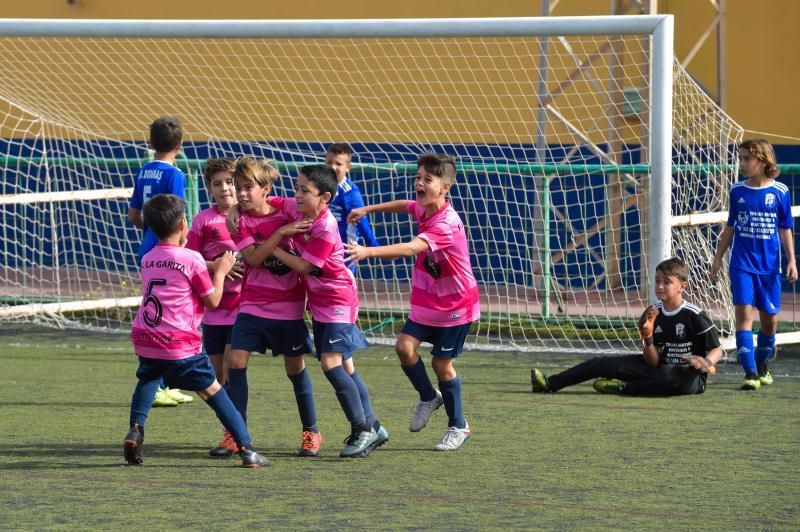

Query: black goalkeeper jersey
[{"left": 651, "top": 301, "right": 720, "bottom": 367}]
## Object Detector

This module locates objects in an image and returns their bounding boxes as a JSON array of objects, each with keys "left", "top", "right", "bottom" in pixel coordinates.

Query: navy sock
[
  {"left": 756, "top": 331, "right": 775, "bottom": 364},
  {"left": 129, "top": 378, "right": 160, "bottom": 431},
  {"left": 439, "top": 376, "right": 466, "bottom": 429},
  {"left": 288, "top": 369, "right": 317, "bottom": 431},
  {"left": 401, "top": 357, "right": 437, "bottom": 401},
  {"left": 226, "top": 367, "right": 248, "bottom": 421},
  {"left": 349, "top": 370, "right": 376, "bottom": 429},
  {"left": 736, "top": 330, "right": 756, "bottom": 374},
  {"left": 323, "top": 366, "right": 367, "bottom": 432},
  {"left": 205, "top": 388, "right": 252, "bottom": 450}
]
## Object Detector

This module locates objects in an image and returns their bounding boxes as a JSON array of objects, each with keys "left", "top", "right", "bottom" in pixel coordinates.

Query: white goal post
[{"left": 0, "top": 16, "right": 754, "bottom": 351}]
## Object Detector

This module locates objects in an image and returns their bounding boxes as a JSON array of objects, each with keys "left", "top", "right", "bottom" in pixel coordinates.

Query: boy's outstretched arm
[
  {"left": 202, "top": 251, "right": 235, "bottom": 309},
  {"left": 709, "top": 226, "right": 734, "bottom": 282},
  {"left": 344, "top": 237, "right": 428, "bottom": 265},
  {"left": 779, "top": 227, "right": 798, "bottom": 282},
  {"left": 347, "top": 200, "right": 411, "bottom": 224}
]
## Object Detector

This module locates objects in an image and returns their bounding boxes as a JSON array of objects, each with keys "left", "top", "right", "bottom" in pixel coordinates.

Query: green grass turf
[{"left": 1, "top": 325, "right": 799, "bottom": 530}]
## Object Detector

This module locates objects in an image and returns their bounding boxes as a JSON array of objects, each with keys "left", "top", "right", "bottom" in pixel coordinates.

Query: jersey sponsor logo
[
  {"left": 737, "top": 211, "right": 749, "bottom": 226},
  {"left": 210, "top": 228, "right": 221, "bottom": 239},
  {"left": 334, "top": 308, "right": 344, "bottom": 315},
  {"left": 263, "top": 248, "right": 297, "bottom": 275},
  {"left": 424, "top": 255, "right": 442, "bottom": 278},
  {"left": 675, "top": 323, "right": 685, "bottom": 338},
  {"left": 765, "top": 193, "right": 776, "bottom": 207},
  {"left": 450, "top": 313, "right": 461, "bottom": 320}
]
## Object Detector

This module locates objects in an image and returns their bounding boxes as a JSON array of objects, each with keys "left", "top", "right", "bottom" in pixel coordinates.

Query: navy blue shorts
[
  {"left": 400, "top": 319, "right": 472, "bottom": 358},
  {"left": 730, "top": 268, "right": 781, "bottom": 314},
  {"left": 135, "top": 352, "right": 216, "bottom": 392},
  {"left": 311, "top": 320, "right": 369, "bottom": 360},
  {"left": 230, "top": 312, "right": 312, "bottom": 357},
  {"left": 202, "top": 323, "right": 233, "bottom": 356}
]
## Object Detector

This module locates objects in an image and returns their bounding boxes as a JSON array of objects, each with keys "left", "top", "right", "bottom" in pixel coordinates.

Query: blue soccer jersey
[
  {"left": 727, "top": 181, "right": 793, "bottom": 274},
  {"left": 129, "top": 160, "right": 186, "bottom": 261}
]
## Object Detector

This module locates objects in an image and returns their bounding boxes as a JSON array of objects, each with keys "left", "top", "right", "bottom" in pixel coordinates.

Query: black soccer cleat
[
  {"left": 123, "top": 424, "right": 144, "bottom": 465},
  {"left": 239, "top": 447, "right": 269, "bottom": 468}
]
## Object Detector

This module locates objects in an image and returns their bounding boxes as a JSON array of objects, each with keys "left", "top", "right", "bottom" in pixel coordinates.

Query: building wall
[{"left": 2, "top": 0, "right": 798, "bottom": 145}]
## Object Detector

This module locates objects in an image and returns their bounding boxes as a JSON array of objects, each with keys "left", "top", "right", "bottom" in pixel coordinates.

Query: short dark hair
[
  {"left": 417, "top": 152, "right": 456, "bottom": 184},
  {"left": 656, "top": 257, "right": 689, "bottom": 283},
  {"left": 149, "top": 116, "right": 183, "bottom": 153},
  {"left": 203, "top": 157, "right": 236, "bottom": 185},
  {"left": 142, "top": 194, "right": 186, "bottom": 240},
  {"left": 300, "top": 164, "right": 338, "bottom": 200},
  {"left": 326, "top": 143, "right": 353, "bottom": 159}
]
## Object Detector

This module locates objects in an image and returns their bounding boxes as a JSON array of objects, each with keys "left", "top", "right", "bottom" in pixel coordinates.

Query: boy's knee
[
  {"left": 431, "top": 356, "right": 456, "bottom": 380},
  {"left": 227, "top": 349, "right": 249, "bottom": 369},
  {"left": 198, "top": 380, "right": 222, "bottom": 401},
  {"left": 395, "top": 340, "right": 416, "bottom": 364},
  {"left": 283, "top": 356, "right": 305, "bottom": 376}
]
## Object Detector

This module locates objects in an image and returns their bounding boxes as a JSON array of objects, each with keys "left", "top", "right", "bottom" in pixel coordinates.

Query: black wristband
[
  {"left": 705, "top": 357, "right": 714, "bottom": 367},
  {"left": 643, "top": 336, "right": 654, "bottom": 347}
]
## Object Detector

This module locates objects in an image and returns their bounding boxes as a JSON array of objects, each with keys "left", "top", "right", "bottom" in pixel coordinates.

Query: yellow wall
[{"left": 2, "top": 0, "right": 798, "bottom": 144}]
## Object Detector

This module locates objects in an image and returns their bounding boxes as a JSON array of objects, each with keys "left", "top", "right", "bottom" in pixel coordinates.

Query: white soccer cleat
[
  {"left": 434, "top": 423, "right": 471, "bottom": 451},
  {"left": 409, "top": 390, "right": 443, "bottom": 432}
]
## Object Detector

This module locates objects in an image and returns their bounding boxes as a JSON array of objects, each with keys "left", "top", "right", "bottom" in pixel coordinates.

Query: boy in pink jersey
[
  {"left": 124, "top": 194, "right": 267, "bottom": 468},
  {"left": 346, "top": 153, "right": 479, "bottom": 451},
  {"left": 185, "top": 158, "right": 246, "bottom": 456},
  {"left": 253, "top": 164, "right": 387, "bottom": 458},
  {"left": 225, "top": 157, "right": 322, "bottom": 457}
]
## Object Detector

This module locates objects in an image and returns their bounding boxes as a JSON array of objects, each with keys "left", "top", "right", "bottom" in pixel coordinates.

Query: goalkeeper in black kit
[{"left": 531, "top": 257, "right": 723, "bottom": 396}]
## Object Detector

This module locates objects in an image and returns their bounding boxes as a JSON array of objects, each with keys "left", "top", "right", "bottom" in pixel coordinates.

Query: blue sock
[
  {"left": 756, "top": 331, "right": 775, "bottom": 363},
  {"left": 350, "top": 371, "right": 376, "bottom": 429},
  {"left": 439, "top": 376, "right": 466, "bottom": 429},
  {"left": 226, "top": 367, "right": 248, "bottom": 421},
  {"left": 323, "top": 366, "right": 367, "bottom": 432},
  {"left": 129, "top": 378, "right": 160, "bottom": 431},
  {"left": 736, "top": 330, "right": 756, "bottom": 375},
  {"left": 288, "top": 369, "right": 317, "bottom": 432},
  {"left": 205, "top": 388, "right": 252, "bottom": 449},
  {"left": 401, "top": 357, "right": 437, "bottom": 402}
]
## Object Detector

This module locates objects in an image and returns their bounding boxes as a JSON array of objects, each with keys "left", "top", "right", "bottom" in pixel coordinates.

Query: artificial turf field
[{"left": 1, "top": 325, "right": 798, "bottom": 530}]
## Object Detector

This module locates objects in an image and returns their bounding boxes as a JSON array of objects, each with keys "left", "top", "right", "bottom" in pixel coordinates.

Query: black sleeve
[{"left": 693, "top": 311, "right": 720, "bottom": 356}]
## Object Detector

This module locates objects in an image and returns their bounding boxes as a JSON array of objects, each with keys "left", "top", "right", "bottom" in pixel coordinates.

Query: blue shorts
[
  {"left": 202, "top": 323, "right": 233, "bottom": 356},
  {"left": 230, "top": 313, "right": 312, "bottom": 357},
  {"left": 730, "top": 268, "right": 781, "bottom": 314},
  {"left": 136, "top": 352, "right": 216, "bottom": 392},
  {"left": 311, "top": 320, "right": 369, "bottom": 360},
  {"left": 400, "top": 319, "right": 472, "bottom": 358}
]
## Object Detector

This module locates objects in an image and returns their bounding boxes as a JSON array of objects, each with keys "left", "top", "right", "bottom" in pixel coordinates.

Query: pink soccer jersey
[
  {"left": 185, "top": 206, "right": 242, "bottom": 325},
  {"left": 234, "top": 204, "right": 306, "bottom": 320},
  {"left": 272, "top": 196, "right": 359, "bottom": 324},
  {"left": 407, "top": 201, "right": 480, "bottom": 327},
  {"left": 131, "top": 243, "right": 214, "bottom": 360}
]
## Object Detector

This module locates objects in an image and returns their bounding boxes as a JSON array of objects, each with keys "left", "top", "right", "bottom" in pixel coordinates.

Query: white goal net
[{"left": 0, "top": 17, "right": 743, "bottom": 351}]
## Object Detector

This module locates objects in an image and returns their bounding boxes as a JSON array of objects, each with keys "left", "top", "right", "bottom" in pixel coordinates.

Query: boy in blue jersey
[
  {"left": 127, "top": 116, "right": 192, "bottom": 406},
  {"left": 710, "top": 139, "right": 797, "bottom": 390},
  {"left": 325, "top": 143, "right": 380, "bottom": 273}
]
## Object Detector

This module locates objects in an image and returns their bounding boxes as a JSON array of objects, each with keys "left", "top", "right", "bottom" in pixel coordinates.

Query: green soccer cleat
[
  {"left": 756, "top": 361, "right": 774, "bottom": 386},
  {"left": 164, "top": 387, "right": 194, "bottom": 404},
  {"left": 152, "top": 388, "right": 178, "bottom": 407},
  {"left": 531, "top": 368, "right": 552, "bottom": 393},
  {"left": 593, "top": 378, "right": 626, "bottom": 395},
  {"left": 741, "top": 373, "right": 761, "bottom": 391}
]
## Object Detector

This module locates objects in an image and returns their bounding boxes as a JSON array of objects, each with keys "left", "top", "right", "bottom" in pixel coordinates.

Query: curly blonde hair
[{"left": 740, "top": 139, "right": 780, "bottom": 178}]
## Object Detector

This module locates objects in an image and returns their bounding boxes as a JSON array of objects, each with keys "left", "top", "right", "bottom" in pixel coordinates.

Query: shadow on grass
[{"left": 0, "top": 401, "right": 129, "bottom": 408}]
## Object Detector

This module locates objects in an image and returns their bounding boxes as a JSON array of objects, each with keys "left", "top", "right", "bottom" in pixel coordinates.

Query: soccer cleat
[
  {"left": 362, "top": 424, "right": 390, "bottom": 456},
  {"left": 592, "top": 379, "right": 626, "bottom": 395},
  {"left": 531, "top": 368, "right": 552, "bottom": 393},
  {"left": 152, "top": 388, "right": 178, "bottom": 407},
  {"left": 741, "top": 373, "right": 761, "bottom": 391},
  {"left": 209, "top": 430, "right": 239, "bottom": 457},
  {"left": 123, "top": 424, "right": 144, "bottom": 465},
  {"left": 434, "top": 422, "right": 471, "bottom": 451},
  {"left": 409, "top": 390, "right": 443, "bottom": 432},
  {"left": 239, "top": 447, "right": 269, "bottom": 468},
  {"left": 299, "top": 430, "right": 323, "bottom": 457},
  {"left": 164, "top": 387, "right": 194, "bottom": 404},
  {"left": 759, "top": 371, "right": 774, "bottom": 386},
  {"left": 339, "top": 428, "right": 378, "bottom": 458}
]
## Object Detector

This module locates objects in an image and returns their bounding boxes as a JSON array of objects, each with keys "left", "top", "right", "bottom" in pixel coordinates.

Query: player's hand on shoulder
[
  {"left": 278, "top": 219, "right": 312, "bottom": 237},
  {"left": 225, "top": 205, "right": 241, "bottom": 235},
  {"left": 347, "top": 207, "right": 366, "bottom": 224},
  {"left": 638, "top": 305, "right": 659, "bottom": 338}
]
